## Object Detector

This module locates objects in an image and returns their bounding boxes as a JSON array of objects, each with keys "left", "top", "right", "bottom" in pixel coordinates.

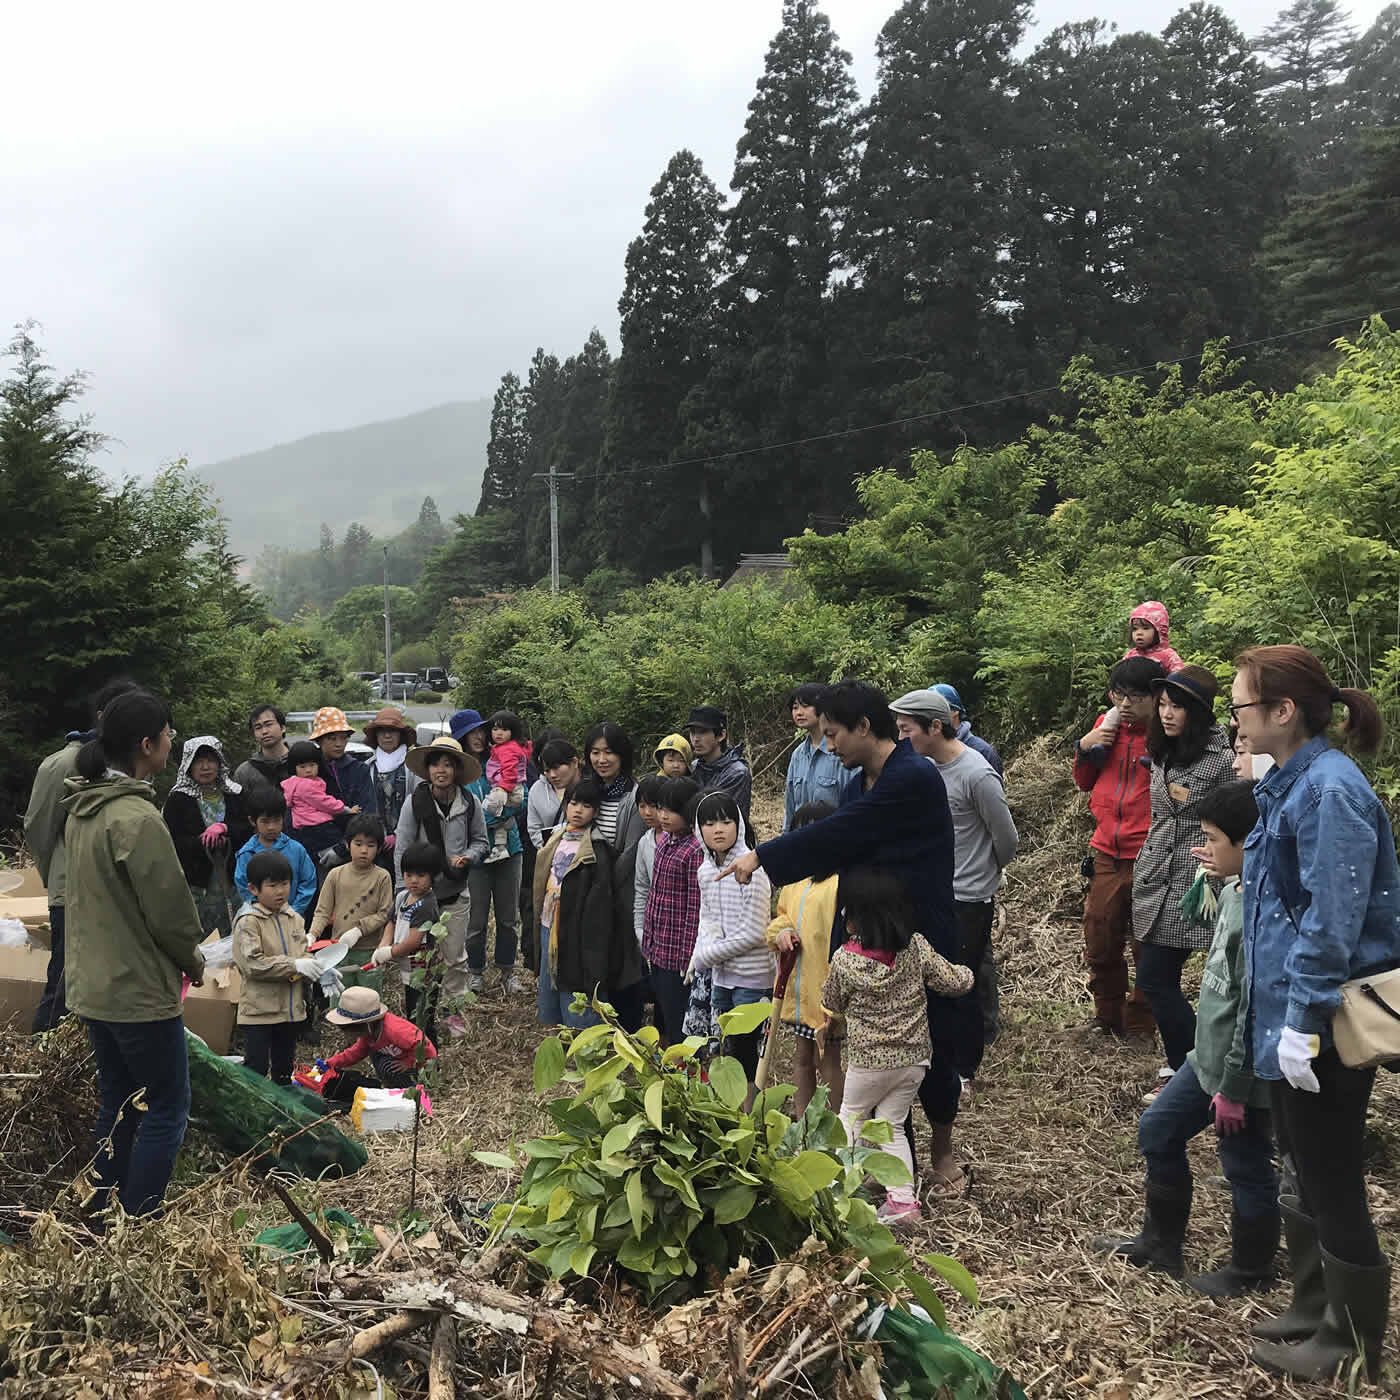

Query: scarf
[
  {"left": 597, "top": 774, "right": 632, "bottom": 802},
  {"left": 374, "top": 745, "right": 408, "bottom": 774},
  {"left": 842, "top": 939, "right": 895, "bottom": 968},
  {"left": 171, "top": 735, "right": 242, "bottom": 799}
]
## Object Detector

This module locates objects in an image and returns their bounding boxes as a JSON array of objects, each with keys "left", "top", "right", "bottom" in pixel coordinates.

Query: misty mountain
[{"left": 197, "top": 399, "right": 492, "bottom": 558}]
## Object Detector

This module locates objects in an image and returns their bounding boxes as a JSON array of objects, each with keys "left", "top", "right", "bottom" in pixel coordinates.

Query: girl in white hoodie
[{"left": 688, "top": 790, "right": 775, "bottom": 1095}]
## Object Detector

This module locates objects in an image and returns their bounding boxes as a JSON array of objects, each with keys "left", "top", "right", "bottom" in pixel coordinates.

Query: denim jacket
[
  {"left": 1243, "top": 736, "right": 1400, "bottom": 1079},
  {"left": 782, "top": 735, "right": 851, "bottom": 832}
]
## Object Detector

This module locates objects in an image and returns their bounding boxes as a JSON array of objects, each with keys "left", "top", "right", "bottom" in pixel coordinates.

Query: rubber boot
[
  {"left": 1251, "top": 1195, "right": 1326, "bottom": 1342},
  {"left": 1091, "top": 1181, "right": 1191, "bottom": 1278},
  {"left": 1188, "top": 1208, "right": 1279, "bottom": 1297},
  {"left": 1252, "top": 1248, "right": 1390, "bottom": 1384}
]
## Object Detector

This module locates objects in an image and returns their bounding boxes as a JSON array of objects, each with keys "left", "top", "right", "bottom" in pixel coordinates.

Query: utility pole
[
  {"left": 698, "top": 472, "right": 714, "bottom": 580},
  {"left": 532, "top": 464, "right": 575, "bottom": 594},
  {"left": 382, "top": 545, "right": 392, "bottom": 692}
]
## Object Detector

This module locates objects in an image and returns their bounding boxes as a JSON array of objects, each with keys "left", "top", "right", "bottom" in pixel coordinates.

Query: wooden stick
[
  {"left": 345, "top": 1275, "right": 693, "bottom": 1398},
  {"left": 265, "top": 1175, "right": 334, "bottom": 1263},
  {"left": 428, "top": 1315, "right": 456, "bottom": 1400},
  {"left": 348, "top": 1310, "right": 433, "bottom": 1359},
  {"left": 727, "top": 1319, "right": 748, "bottom": 1400}
]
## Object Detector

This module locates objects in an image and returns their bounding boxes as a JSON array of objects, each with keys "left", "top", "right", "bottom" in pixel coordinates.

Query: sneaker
[
  {"left": 959, "top": 1076, "right": 976, "bottom": 1106},
  {"left": 467, "top": 972, "right": 485, "bottom": 995},
  {"left": 1157, "top": 1065, "right": 1174, "bottom": 1081},
  {"left": 877, "top": 1197, "right": 921, "bottom": 1227},
  {"left": 1141, "top": 1084, "right": 1164, "bottom": 1107},
  {"left": 502, "top": 970, "right": 527, "bottom": 996},
  {"left": 482, "top": 845, "right": 509, "bottom": 864}
]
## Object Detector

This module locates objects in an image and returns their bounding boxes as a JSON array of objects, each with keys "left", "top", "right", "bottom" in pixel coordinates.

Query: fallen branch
[
  {"left": 340, "top": 1273, "right": 693, "bottom": 1398},
  {"left": 428, "top": 1315, "right": 456, "bottom": 1400},
  {"left": 348, "top": 1310, "right": 434, "bottom": 1359},
  {"left": 265, "top": 1175, "right": 334, "bottom": 1263}
]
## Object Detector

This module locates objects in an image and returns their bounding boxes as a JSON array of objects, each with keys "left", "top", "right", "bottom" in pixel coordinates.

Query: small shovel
[{"left": 754, "top": 945, "right": 798, "bottom": 1091}]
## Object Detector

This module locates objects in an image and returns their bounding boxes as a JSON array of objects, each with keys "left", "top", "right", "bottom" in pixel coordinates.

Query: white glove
[
  {"left": 337, "top": 926, "right": 362, "bottom": 946},
  {"left": 293, "top": 957, "right": 320, "bottom": 980},
  {"left": 370, "top": 944, "right": 394, "bottom": 967},
  {"left": 319, "top": 968, "right": 345, "bottom": 997},
  {"left": 1277, "top": 1027, "right": 1321, "bottom": 1092}
]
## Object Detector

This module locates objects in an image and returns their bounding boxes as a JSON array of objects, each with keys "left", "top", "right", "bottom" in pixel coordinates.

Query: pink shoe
[
  {"left": 877, "top": 1197, "right": 921, "bottom": 1227},
  {"left": 445, "top": 1014, "right": 468, "bottom": 1038}
]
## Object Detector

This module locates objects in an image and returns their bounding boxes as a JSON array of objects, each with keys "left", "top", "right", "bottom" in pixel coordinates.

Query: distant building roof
[{"left": 723, "top": 552, "right": 795, "bottom": 590}]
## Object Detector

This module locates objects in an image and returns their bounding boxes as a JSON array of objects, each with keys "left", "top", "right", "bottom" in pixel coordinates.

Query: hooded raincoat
[
  {"left": 162, "top": 738, "right": 251, "bottom": 933},
  {"left": 1125, "top": 602, "right": 1184, "bottom": 674},
  {"left": 62, "top": 774, "right": 206, "bottom": 1023}
]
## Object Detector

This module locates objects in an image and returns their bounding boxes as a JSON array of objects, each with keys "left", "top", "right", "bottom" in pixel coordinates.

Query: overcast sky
[{"left": 5, "top": 0, "right": 1387, "bottom": 480}]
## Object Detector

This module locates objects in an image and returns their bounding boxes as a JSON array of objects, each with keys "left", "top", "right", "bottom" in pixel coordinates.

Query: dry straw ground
[{"left": 0, "top": 738, "right": 1396, "bottom": 1398}]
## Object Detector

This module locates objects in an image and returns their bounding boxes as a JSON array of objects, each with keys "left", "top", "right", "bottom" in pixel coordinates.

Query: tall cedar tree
[
  {"left": 693, "top": 0, "right": 859, "bottom": 565},
  {"left": 1255, "top": 0, "right": 1358, "bottom": 192},
  {"left": 1144, "top": 4, "right": 1286, "bottom": 348},
  {"left": 1344, "top": 6, "right": 1400, "bottom": 144},
  {"left": 1011, "top": 23, "right": 1180, "bottom": 371},
  {"left": 603, "top": 150, "right": 727, "bottom": 577},
  {"left": 1260, "top": 125, "right": 1400, "bottom": 326},
  {"left": 839, "top": 0, "right": 1030, "bottom": 457}
]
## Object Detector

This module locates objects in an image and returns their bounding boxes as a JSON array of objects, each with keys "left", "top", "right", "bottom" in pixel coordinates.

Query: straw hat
[
  {"left": 309, "top": 706, "right": 354, "bottom": 741},
  {"left": 363, "top": 706, "right": 417, "bottom": 745},
  {"left": 325, "top": 984, "right": 387, "bottom": 1027},
  {"left": 405, "top": 734, "right": 482, "bottom": 785}
]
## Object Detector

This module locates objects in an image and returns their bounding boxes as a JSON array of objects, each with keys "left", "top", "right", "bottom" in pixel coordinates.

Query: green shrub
[
  {"left": 484, "top": 997, "right": 975, "bottom": 1319},
  {"left": 412, "top": 690, "right": 443, "bottom": 704}
]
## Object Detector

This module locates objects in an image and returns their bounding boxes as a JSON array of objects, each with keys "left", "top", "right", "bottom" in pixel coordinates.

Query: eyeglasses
[{"left": 1226, "top": 701, "right": 1269, "bottom": 719}]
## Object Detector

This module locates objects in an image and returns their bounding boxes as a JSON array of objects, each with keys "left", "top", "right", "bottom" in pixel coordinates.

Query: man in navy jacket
[{"left": 720, "top": 679, "right": 972, "bottom": 1196}]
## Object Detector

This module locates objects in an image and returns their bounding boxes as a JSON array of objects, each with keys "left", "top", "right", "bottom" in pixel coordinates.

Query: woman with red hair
[{"left": 1232, "top": 645, "right": 1399, "bottom": 1383}]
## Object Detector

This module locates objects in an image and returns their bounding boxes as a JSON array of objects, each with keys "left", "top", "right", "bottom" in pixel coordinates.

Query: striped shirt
[{"left": 594, "top": 797, "right": 621, "bottom": 849}]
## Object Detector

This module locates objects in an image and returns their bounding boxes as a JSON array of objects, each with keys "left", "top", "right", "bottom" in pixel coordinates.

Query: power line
[{"left": 523, "top": 306, "right": 1400, "bottom": 489}]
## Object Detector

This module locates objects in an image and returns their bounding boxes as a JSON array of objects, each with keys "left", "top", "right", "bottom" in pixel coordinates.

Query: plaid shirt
[{"left": 642, "top": 832, "right": 704, "bottom": 972}]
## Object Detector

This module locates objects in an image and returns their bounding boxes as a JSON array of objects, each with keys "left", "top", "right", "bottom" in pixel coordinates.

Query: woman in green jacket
[{"left": 63, "top": 689, "right": 206, "bottom": 1219}]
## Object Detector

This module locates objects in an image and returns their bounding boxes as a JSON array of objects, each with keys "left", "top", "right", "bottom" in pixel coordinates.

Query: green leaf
[
  {"left": 904, "top": 1271, "right": 948, "bottom": 1329},
  {"left": 601, "top": 1194, "right": 633, "bottom": 1230},
  {"left": 711, "top": 1183, "right": 757, "bottom": 1224},
  {"left": 546, "top": 1186, "right": 574, "bottom": 1222},
  {"left": 708, "top": 1056, "right": 748, "bottom": 1111},
  {"left": 472, "top": 1150, "right": 517, "bottom": 1170},
  {"left": 569, "top": 1021, "right": 615, "bottom": 1056},
  {"left": 921, "top": 1252, "right": 979, "bottom": 1306},
  {"left": 570, "top": 1242, "right": 597, "bottom": 1277},
  {"left": 791, "top": 1151, "right": 841, "bottom": 1192},
  {"left": 581, "top": 1055, "right": 627, "bottom": 1096},
  {"left": 231, "top": 1206, "right": 250, "bottom": 1232},
  {"left": 768, "top": 1161, "right": 816, "bottom": 1213},
  {"left": 653, "top": 1161, "right": 701, "bottom": 1212},
  {"left": 533, "top": 1037, "right": 565, "bottom": 1095},
  {"left": 764, "top": 1110, "right": 792, "bottom": 1150},
  {"left": 522, "top": 1137, "right": 574, "bottom": 1160},
  {"left": 626, "top": 1169, "right": 647, "bottom": 1239},
  {"left": 862, "top": 1149, "right": 912, "bottom": 1188},
  {"left": 717, "top": 998, "right": 773, "bottom": 1038},
  {"left": 644, "top": 1079, "right": 665, "bottom": 1131},
  {"left": 859, "top": 1117, "right": 893, "bottom": 1145},
  {"left": 600, "top": 1115, "right": 646, "bottom": 1160}
]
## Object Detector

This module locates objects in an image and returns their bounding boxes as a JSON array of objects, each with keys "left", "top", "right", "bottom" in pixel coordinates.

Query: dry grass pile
[{"left": 1, "top": 759, "right": 1399, "bottom": 1397}]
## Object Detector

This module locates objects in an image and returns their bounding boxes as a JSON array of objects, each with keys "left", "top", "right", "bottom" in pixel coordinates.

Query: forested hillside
[{"left": 433, "top": 0, "right": 1399, "bottom": 589}]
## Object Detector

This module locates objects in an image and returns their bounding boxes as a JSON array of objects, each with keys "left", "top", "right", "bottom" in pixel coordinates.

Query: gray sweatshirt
[
  {"left": 935, "top": 747, "right": 1018, "bottom": 903},
  {"left": 631, "top": 827, "right": 657, "bottom": 946},
  {"left": 527, "top": 775, "right": 567, "bottom": 851}
]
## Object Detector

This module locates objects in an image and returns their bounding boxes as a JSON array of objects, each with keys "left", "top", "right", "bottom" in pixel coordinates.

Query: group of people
[
  {"left": 19, "top": 598, "right": 1400, "bottom": 1384},
  {"left": 1073, "top": 605, "right": 1398, "bottom": 1385}
]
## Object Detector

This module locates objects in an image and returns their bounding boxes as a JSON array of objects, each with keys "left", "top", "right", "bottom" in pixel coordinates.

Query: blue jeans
[
  {"left": 32, "top": 904, "right": 67, "bottom": 1032},
  {"left": 84, "top": 1015, "right": 191, "bottom": 1217},
  {"left": 1135, "top": 941, "right": 1196, "bottom": 1068},
  {"left": 1138, "top": 1061, "right": 1278, "bottom": 1220},
  {"left": 536, "top": 926, "right": 598, "bottom": 1030},
  {"left": 466, "top": 853, "right": 521, "bottom": 971},
  {"left": 712, "top": 983, "right": 772, "bottom": 1082}
]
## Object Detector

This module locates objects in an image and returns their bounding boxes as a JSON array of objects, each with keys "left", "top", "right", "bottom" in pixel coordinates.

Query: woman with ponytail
[
  {"left": 62, "top": 689, "right": 207, "bottom": 1219},
  {"left": 1232, "top": 646, "right": 1400, "bottom": 1383}
]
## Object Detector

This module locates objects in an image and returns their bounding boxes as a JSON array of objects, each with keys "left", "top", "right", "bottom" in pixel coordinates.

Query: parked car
[{"left": 422, "top": 666, "right": 449, "bottom": 692}]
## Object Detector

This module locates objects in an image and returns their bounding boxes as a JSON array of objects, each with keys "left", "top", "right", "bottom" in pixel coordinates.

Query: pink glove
[
  {"left": 1211, "top": 1093, "right": 1246, "bottom": 1136},
  {"left": 200, "top": 823, "right": 228, "bottom": 849},
  {"left": 383, "top": 834, "right": 396, "bottom": 851}
]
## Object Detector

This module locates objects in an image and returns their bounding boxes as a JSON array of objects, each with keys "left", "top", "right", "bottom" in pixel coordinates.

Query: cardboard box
[
  {"left": 0, "top": 942, "right": 242, "bottom": 1054},
  {"left": 0, "top": 866, "right": 53, "bottom": 949}
]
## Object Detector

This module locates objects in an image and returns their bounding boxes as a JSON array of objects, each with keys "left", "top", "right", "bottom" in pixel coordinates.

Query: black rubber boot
[
  {"left": 1251, "top": 1248, "right": 1390, "bottom": 1384},
  {"left": 1251, "top": 1195, "right": 1326, "bottom": 1342},
  {"left": 1091, "top": 1181, "right": 1191, "bottom": 1278},
  {"left": 1188, "top": 1208, "right": 1279, "bottom": 1297}
]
